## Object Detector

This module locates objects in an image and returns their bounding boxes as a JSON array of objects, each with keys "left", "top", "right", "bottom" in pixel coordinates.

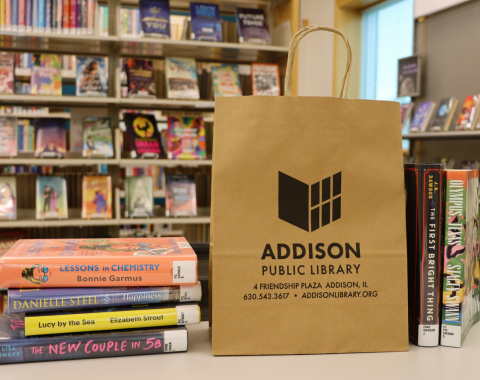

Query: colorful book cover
[
  {"left": 35, "top": 176, "right": 68, "bottom": 220},
  {"left": 441, "top": 169, "right": 480, "bottom": 347},
  {"left": 82, "top": 117, "right": 114, "bottom": 157},
  {"left": 0, "top": 117, "right": 17, "bottom": 157},
  {"left": 125, "top": 58, "right": 155, "bottom": 98},
  {"left": 0, "top": 54, "right": 15, "bottom": 94},
  {"left": 124, "top": 113, "right": 166, "bottom": 158},
  {"left": 409, "top": 101, "right": 435, "bottom": 132},
  {"left": 125, "top": 176, "right": 154, "bottom": 217},
  {"left": 455, "top": 95, "right": 480, "bottom": 131},
  {"left": 139, "top": 0, "right": 170, "bottom": 38},
  {"left": 429, "top": 98, "right": 458, "bottom": 132},
  {"left": 212, "top": 64, "right": 242, "bottom": 97},
  {"left": 0, "top": 311, "right": 188, "bottom": 364},
  {"left": 30, "top": 54, "right": 62, "bottom": 96},
  {"left": 0, "top": 177, "right": 16, "bottom": 220},
  {"left": 236, "top": 8, "right": 270, "bottom": 44},
  {"left": 167, "top": 116, "right": 206, "bottom": 160},
  {"left": 76, "top": 56, "right": 108, "bottom": 97},
  {"left": 165, "top": 57, "right": 200, "bottom": 100},
  {"left": 166, "top": 174, "right": 197, "bottom": 217},
  {"left": 0, "top": 237, "right": 198, "bottom": 288},
  {"left": 81, "top": 175, "right": 112, "bottom": 219},
  {"left": 251, "top": 63, "right": 280, "bottom": 96},
  {"left": 190, "top": 2, "right": 222, "bottom": 42},
  {"left": 400, "top": 103, "right": 415, "bottom": 129},
  {"left": 8, "top": 282, "right": 202, "bottom": 313},
  {"left": 35, "top": 119, "right": 67, "bottom": 158}
]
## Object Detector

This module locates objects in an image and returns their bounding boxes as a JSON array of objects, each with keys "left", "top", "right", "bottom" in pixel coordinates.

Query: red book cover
[
  {"left": 70, "top": 0, "right": 76, "bottom": 32},
  {"left": 18, "top": 0, "right": 25, "bottom": 30},
  {"left": 63, "top": 0, "right": 70, "bottom": 32}
]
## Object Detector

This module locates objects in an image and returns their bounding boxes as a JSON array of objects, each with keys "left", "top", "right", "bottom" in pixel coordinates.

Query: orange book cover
[
  {"left": 82, "top": 175, "right": 112, "bottom": 219},
  {"left": 0, "top": 238, "right": 197, "bottom": 288}
]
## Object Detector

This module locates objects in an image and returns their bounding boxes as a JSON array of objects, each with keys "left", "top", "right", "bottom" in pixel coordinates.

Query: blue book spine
[
  {"left": 76, "top": 0, "right": 81, "bottom": 33},
  {"left": 18, "top": 126, "right": 23, "bottom": 152},
  {"left": 38, "top": 0, "right": 45, "bottom": 31},
  {"left": 12, "top": 0, "right": 18, "bottom": 30},
  {"left": 136, "top": 8, "right": 140, "bottom": 35},
  {"left": 32, "top": 0, "right": 38, "bottom": 31},
  {"left": 45, "top": 0, "right": 51, "bottom": 32},
  {"left": 25, "top": 0, "right": 32, "bottom": 31}
]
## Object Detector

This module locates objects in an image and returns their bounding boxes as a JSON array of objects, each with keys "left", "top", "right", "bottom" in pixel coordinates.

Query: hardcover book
[
  {"left": 81, "top": 175, "right": 112, "bottom": 219},
  {"left": 409, "top": 101, "right": 436, "bottom": 132},
  {"left": 76, "top": 56, "right": 108, "bottom": 97},
  {"left": 441, "top": 169, "right": 480, "bottom": 347},
  {"left": 82, "top": 117, "right": 114, "bottom": 157},
  {"left": 139, "top": 0, "right": 170, "bottom": 38},
  {"left": 455, "top": 95, "right": 480, "bottom": 131},
  {"left": 429, "top": 98, "right": 458, "bottom": 131},
  {"left": 167, "top": 116, "right": 206, "bottom": 159},
  {"left": 166, "top": 174, "right": 197, "bottom": 217},
  {"left": 0, "top": 237, "right": 198, "bottom": 288},
  {"left": 35, "top": 118, "right": 67, "bottom": 158},
  {"left": 0, "top": 54, "right": 15, "bottom": 94},
  {"left": 212, "top": 64, "right": 242, "bottom": 97},
  {"left": 125, "top": 58, "right": 156, "bottom": 98},
  {"left": 124, "top": 113, "right": 166, "bottom": 158},
  {"left": 190, "top": 2, "right": 222, "bottom": 42},
  {"left": 0, "top": 177, "right": 16, "bottom": 220},
  {"left": 125, "top": 176, "right": 154, "bottom": 217},
  {"left": 236, "top": 8, "right": 270, "bottom": 44},
  {"left": 35, "top": 176, "right": 68, "bottom": 220},
  {"left": 404, "top": 163, "right": 446, "bottom": 346},
  {"left": 251, "top": 63, "right": 280, "bottom": 96},
  {"left": 400, "top": 103, "right": 414, "bottom": 130},
  {"left": 165, "top": 57, "right": 200, "bottom": 100},
  {"left": 0, "top": 117, "right": 18, "bottom": 157},
  {"left": 30, "top": 54, "right": 62, "bottom": 96}
]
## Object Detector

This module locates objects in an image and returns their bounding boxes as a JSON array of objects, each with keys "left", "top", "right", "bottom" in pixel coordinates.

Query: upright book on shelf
[
  {"left": 455, "top": 94, "right": 480, "bottom": 131},
  {"left": 404, "top": 163, "right": 446, "bottom": 346},
  {"left": 236, "top": 8, "right": 270, "bottom": 44},
  {"left": 81, "top": 175, "right": 112, "bottom": 219},
  {"left": 409, "top": 101, "right": 436, "bottom": 132},
  {"left": 125, "top": 176, "right": 154, "bottom": 217},
  {"left": 82, "top": 117, "right": 114, "bottom": 157},
  {"left": 35, "top": 176, "right": 68, "bottom": 220},
  {"left": 30, "top": 54, "right": 62, "bottom": 96},
  {"left": 139, "top": 0, "right": 170, "bottom": 38},
  {"left": 251, "top": 63, "right": 280, "bottom": 96},
  {"left": 0, "top": 177, "right": 16, "bottom": 220},
  {"left": 190, "top": 2, "right": 222, "bottom": 42},
  {"left": 0, "top": 116, "right": 17, "bottom": 157},
  {"left": 400, "top": 103, "right": 415, "bottom": 130},
  {"left": 124, "top": 113, "right": 166, "bottom": 158},
  {"left": 429, "top": 98, "right": 458, "bottom": 132},
  {"left": 165, "top": 57, "right": 200, "bottom": 100},
  {"left": 76, "top": 56, "right": 108, "bottom": 97},
  {"left": 167, "top": 116, "right": 206, "bottom": 159},
  {"left": 166, "top": 174, "right": 197, "bottom": 217},
  {"left": 0, "top": 54, "right": 15, "bottom": 94},
  {"left": 125, "top": 58, "right": 156, "bottom": 98},
  {"left": 35, "top": 118, "right": 67, "bottom": 158},
  {"left": 212, "top": 64, "right": 242, "bottom": 97},
  {"left": 441, "top": 169, "right": 480, "bottom": 348}
]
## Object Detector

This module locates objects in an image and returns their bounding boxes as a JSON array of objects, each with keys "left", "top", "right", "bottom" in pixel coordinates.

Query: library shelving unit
[{"left": 402, "top": 131, "right": 480, "bottom": 140}]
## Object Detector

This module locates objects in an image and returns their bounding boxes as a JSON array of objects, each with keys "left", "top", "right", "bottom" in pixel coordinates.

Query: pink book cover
[
  {"left": 70, "top": 0, "right": 77, "bottom": 32},
  {"left": 18, "top": 0, "right": 25, "bottom": 30}
]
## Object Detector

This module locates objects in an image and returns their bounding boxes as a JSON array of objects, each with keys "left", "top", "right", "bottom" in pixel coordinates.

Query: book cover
[
  {"left": 124, "top": 113, "right": 166, "bottom": 158},
  {"left": 409, "top": 101, "right": 435, "bottom": 132},
  {"left": 165, "top": 57, "right": 200, "bottom": 100},
  {"left": 35, "top": 118, "right": 67, "bottom": 158},
  {"left": 429, "top": 98, "right": 458, "bottom": 132},
  {"left": 455, "top": 95, "right": 480, "bottom": 131},
  {"left": 81, "top": 175, "right": 112, "bottom": 219},
  {"left": 404, "top": 163, "right": 446, "bottom": 346},
  {"left": 125, "top": 58, "right": 155, "bottom": 98},
  {"left": 0, "top": 53, "right": 14, "bottom": 94},
  {"left": 0, "top": 237, "right": 198, "bottom": 288},
  {"left": 139, "top": 0, "right": 170, "bottom": 38},
  {"left": 0, "top": 117, "right": 17, "bottom": 157},
  {"left": 190, "top": 2, "right": 222, "bottom": 42},
  {"left": 251, "top": 63, "right": 280, "bottom": 96},
  {"left": 441, "top": 169, "right": 480, "bottom": 347},
  {"left": 62, "top": 0, "right": 69, "bottom": 33},
  {"left": 125, "top": 176, "right": 154, "bottom": 217},
  {"left": 9, "top": 282, "right": 202, "bottom": 313},
  {"left": 0, "top": 311, "right": 188, "bottom": 364},
  {"left": 212, "top": 64, "right": 242, "bottom": 97},
  {"left": 167, "top": 116, "right": 206, "bottom": 160},
  {"left": 35, "top": 176, "right": 68, "bottom": 220},
  {"left": 30, "top": 54, "right": 62, "bottom": 96},
  {"left": 152, "top": 165, "right": 166, "bottom": 197},
  {"left": 236, "top": 8, "right": 270, "bottom": 44},
  {"left": 166, "top": 174, "right": 197, "bottom": 217},
  {"left": 400, "top": 103, "right": 414, "bottom": 130},
  {"left": 76, "top": 56, "right": 108, "bottom": 97},
  {"left": 82, "top": 117, "right": 113, "bottom": 157},
  {"left": 0, "top": 177, "right": 16, "bottom": 220}
]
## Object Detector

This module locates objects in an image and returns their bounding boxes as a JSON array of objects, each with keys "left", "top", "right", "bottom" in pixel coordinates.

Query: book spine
[
  {"left": 18, "top": 0, "right": 25, "bottom": 31},
  {"left": 96, "top": 4, "right": 101, "bottom": 36},
  {"left": 11, "top": 0, "right": 17, "bottom": 30},
  {"left": 37, "top": 0, "right": 43, "bottom": 31},
  {"left": 80, "top": 0, "right": 86, "bottom": 34},
  {"left": 121, "top": 8, "right": 127, "bottom": 36},
  {"left": 45, "top": 0, "right": 51, "bottom": 32},
  {"left": 0, "top": 0, "right": 5, "bottom": 31},
  {"left": 25, "top": 0, "right": 31, "bottom": 31},
  {"left": 103, "top": 4, "right": 107, "bottom": 36},
  {"left": 76, "top": 0, "right": 80, "bottom": 34},
  {"left": 51, "top": 0, "right": 55, "bottom": 31},
  {"left": 56, "top": 0, "right": 61, "bottom": 33},
  {"left": 69, "top": 0, "right": 75, "bottom": 33},
  {"left": 86, "top": 0, "right": 92, "bottom": 34},
  {"left": 62, "top": 0, "right": 68, "bottom": 33}
]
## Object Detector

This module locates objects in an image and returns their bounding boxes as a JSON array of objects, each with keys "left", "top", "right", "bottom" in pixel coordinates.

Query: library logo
[{"left": 278, "top": 171, "right": 342, "bottom": 232}]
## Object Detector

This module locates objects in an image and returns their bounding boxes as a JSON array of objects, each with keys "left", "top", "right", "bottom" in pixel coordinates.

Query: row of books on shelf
[
  {"left": 0, "top": 106, "right": 49, "bottom": 115},
  {"left": 13, "top": 53, "right": 76, "bottom": 76},
  {"left": 0, "top": 237, "right": 201, "bottom": 363}
]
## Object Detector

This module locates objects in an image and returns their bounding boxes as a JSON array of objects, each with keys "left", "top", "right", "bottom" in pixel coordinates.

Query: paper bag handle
[{"left": 285, "top": 26, "right": 352, "bottom": 98}]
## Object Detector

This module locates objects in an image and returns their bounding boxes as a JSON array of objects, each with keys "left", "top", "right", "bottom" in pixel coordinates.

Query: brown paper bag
[{"left": 210, "top": 26, "right": 409, "bottom": 355}]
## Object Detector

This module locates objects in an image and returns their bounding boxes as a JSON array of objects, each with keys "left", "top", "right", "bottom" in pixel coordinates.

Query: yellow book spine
[{"left": 25, "top": 305, "right": 200, "bottom": 336}]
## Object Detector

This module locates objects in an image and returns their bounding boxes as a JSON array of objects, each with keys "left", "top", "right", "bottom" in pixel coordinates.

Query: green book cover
[
  {"left": 82, "top": 117, "right": 114, "bottom": 158},
  {"left": 125, "top": 176, "right": 153, "bottom": 218}
]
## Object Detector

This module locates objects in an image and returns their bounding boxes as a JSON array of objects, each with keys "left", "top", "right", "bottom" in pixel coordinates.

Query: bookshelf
[{"left": 402, "top": 131, "right": 480, "bottom": 140}]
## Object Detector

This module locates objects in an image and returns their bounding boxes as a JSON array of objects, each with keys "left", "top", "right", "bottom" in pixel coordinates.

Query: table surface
[{"left": 3, "top": 321, "right": 480, "bottom": 380}]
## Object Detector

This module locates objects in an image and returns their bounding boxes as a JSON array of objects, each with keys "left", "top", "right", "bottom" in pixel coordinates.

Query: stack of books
[{"left": 0, "top": 237, "right": 201, "bottom": 363}]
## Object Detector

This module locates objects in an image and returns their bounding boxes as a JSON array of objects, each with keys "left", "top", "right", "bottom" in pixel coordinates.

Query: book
[
  {"left": 81, "top": 175, "right": 112, "bottom": 219},
  {"left": 409, "top": 101, "right": 436, "bottom": 132},
  {"left": 429, "top": 98, "right": 458, "bottom": 132},
  {"left": 76, "top": 56, "right": 108, "bottom": 97},
  {"left": 441, "top": 169, "right": 480, "bottom": 347},
  {"left": 125, "top": 58, "right": 155, "bottom": 98},
  {"left": 190, "top": 2, "right": 222, "bottom": 42},
  {"left": 125, "top": 176, "right": 154, "bottom": 217},
  {"left": 0, "top": 177, "right": 16, "bottom": 220},
  {"left": 400, "top": 103, "right": 415, "bottom": 130},
  {"left": 404, "top": 163, "right": 446, "bottom": 346},
  {"left": 30, "top": 54, "right": 62, "bottom": 96},
  {"left": 124, "top": 113, "right": 166, "bottom": 158},
  {"left": 0, "top": 237, "right": 198, "bottom": 288},
  {"left": 167, "top": 116, "right": 206, "bottom": 160},
  {"left": 165, "top": 57, "right": 200, "bottom": 100},
  {"left": 0, "top": 53, "right": 14, "bottom": 94},
  {"left": 82, "top": 117, "right": 114, "bottom": 157},
  {"left": 0, "top": 311, "right": 188, "bottom": 364},
  {"left": 35, "top": 118, "right": 67, "bottom": 158},
  {"left": 139, "top": 0, "right": 170, "bottom": 38},
  {"left": 455, "top": 95, "right": 480, "bottom": 131},
  {"left": 35, "top": 176, "right": 68, "bottom": 220},
  {"left": 251, "top": 63, "right": 280, "bottom": 96},
  {"left": 236, "top": 8, "right": 270, "bottom": 44},
  {"left": 461, "top": 160, "right": 480, "bottom": 170},
  {"left": 166, "top": 174, "right": 197, "bottom": 217},
  {"left": 8, "top": 282, "right": 202, "bottom": 313},
  {"left": 212, "top": 64, "right": 242, "bottom": 97},
  {"left": 0, "top": 116, "right": 17, "bottom": 157}
]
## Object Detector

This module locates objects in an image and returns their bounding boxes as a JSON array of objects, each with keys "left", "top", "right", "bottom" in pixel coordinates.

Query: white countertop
[{"left": 3, "top": 321, "right": 480, "bottom": 379}]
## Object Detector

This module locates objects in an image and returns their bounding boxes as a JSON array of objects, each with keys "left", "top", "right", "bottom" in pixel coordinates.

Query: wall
[{"left": 414, "top": 0, "right": 470, "bottom": 18}]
